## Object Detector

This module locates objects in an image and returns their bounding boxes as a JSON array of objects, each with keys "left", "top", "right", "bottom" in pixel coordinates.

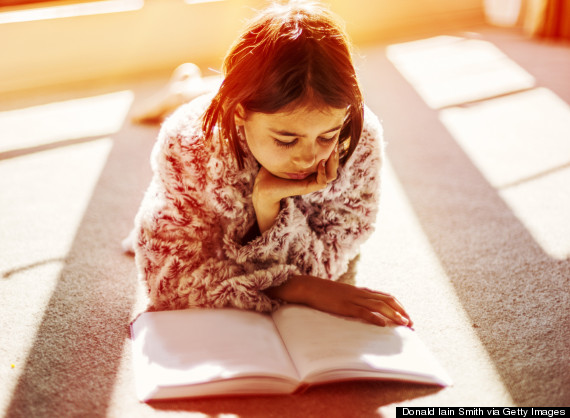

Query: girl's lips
[{"left": 285, "top": 172, "right": 310, "bottom": 180}]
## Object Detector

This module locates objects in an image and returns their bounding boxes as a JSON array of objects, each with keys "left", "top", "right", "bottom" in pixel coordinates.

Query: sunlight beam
[
  {"left": 0, "top": 90, "right": 133, "bottom": 154},
  {"left": 0, "top": 0, "right": 143, "bottom": 24},
  {"left": 439, "top": 88, "right": 570, "bottom": 260},
  {"left": 386, "top": 36, "right": 535, "bottom": 109},
  {"left": 439, "top": 88, "right": 570, "bottom": 189},
  {"left": 0, "top": 138, "right": 113, "bottom": 407},
  {"left": 359, "top": 160, "right": 515, "bottom": 406}
]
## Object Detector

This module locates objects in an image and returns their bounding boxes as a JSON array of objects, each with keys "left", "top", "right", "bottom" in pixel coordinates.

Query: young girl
[{"left": 129, "top": 1, "right": 413, "bottom": 328}]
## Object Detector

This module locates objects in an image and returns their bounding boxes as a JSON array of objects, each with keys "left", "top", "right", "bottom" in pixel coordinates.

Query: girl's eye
[
  {"left": 318, "top": 135, "right": 337, "bottom": 144},
  {"left": 273, "top": 138, "right": 298, "bottom": 148}
]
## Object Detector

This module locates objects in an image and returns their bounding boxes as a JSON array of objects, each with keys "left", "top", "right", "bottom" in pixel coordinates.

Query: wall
[
  {"left": 0, "top": 0, "right": 485, "bottom": 95},
  {"left": 329, "top": 0, "right": 484, "bottom": 43}
]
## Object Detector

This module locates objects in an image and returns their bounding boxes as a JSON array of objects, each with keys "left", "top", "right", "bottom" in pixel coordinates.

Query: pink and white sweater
[{"left": 133, "top": 94, "right": 384, "bottom": 312}]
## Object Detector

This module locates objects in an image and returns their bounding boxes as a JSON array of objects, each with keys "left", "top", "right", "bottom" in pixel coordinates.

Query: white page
[
  {"left": 131, "top": 308, "right": 300, "bottom": 400},
  {"left": 272, "top": 305, "right": 452, "bottom": 386}
]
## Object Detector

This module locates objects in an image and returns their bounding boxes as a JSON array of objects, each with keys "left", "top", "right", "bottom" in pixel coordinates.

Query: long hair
[{"left": 202, "top": 1, "right": 364, "bottom": 169}]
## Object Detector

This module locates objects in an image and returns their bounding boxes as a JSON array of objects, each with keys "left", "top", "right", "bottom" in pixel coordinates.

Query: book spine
[
  {"left": 129, "top": 313, "right": 143, "bottom": 340},
  {"left": 293, "top": 382, "right": 310, "bottom": 395}
]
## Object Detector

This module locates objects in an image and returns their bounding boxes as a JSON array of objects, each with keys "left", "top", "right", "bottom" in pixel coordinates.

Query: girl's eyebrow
[{"left": 270, "top": 125, "right": 343, "bottom": 137}]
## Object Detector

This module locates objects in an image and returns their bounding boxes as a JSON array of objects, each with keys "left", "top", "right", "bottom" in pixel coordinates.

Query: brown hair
[{"left": 202, "top": 1, "right": 364, "bottom": 169}]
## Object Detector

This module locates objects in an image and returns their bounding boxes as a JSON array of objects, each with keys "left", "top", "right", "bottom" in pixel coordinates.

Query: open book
[{"left": 130, "top": 304, "right": 452, "bottom": 401}]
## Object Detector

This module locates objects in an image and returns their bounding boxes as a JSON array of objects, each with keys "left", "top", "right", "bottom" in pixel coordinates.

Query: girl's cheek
[{"left": 273, "top": 151, "right": 291, "bottom": 168}]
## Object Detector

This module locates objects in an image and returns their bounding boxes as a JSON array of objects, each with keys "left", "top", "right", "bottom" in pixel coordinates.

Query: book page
[
  {"left": 272, "top": 305, "right": 451, "bottom": 386},
  {"left": 131, "top": 308, "right": 300, "bottom": 400}
]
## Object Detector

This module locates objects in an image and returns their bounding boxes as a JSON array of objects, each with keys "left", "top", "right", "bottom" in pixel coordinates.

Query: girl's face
[{"left": 236, "top": 104, "right": 346, "bottom": 180}]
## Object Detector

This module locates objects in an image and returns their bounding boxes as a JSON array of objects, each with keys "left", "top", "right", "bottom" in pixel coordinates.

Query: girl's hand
[
  {"left": 265, "top": 275, "right": 414, "bottom": 328},
  {"left": 253, "top": 143, "right": 339, "bottom": 233}
]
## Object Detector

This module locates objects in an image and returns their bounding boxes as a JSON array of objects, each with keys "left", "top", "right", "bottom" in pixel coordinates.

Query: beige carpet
[{"left": 1, "top": 26, "right": 569, "bottom": 417}]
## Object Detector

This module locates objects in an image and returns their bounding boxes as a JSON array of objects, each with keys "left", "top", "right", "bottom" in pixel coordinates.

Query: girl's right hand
[
  {"left": 255, "top": 142, "right": 339, "bottom": 202},
  {"left": 253, "top": 142, "right": 339, "bottom": 233},
  {"left": 265, "top": 275, "right": 414, "bottom": 328}
]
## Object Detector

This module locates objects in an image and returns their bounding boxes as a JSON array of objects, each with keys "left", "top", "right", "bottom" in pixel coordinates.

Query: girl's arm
[
  {"left": 253, "top": 149, "right": 337, "bottom": 234},
  {"left": 246, "top": 106, "right": 382, "bottom": 281},
  {"left": 248, "top": 107, "right": 413, "bottom": 326},
  {"left": 134, "top": 98, "right": 298, "bottom": 312},
  {"left": 264, "top": 275, "right": 412, "bottom": 327}
]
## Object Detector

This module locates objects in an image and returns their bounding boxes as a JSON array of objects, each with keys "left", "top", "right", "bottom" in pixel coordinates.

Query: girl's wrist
[
  {"left": 254, "top": 200, "right": 280, "bottom": 233},
  {"left": 264, "top": 275, "right": 311, "bottom": 304}
]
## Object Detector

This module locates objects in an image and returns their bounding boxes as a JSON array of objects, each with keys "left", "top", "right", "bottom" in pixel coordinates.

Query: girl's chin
[{"left": 283, "top": 172, "right": 311, "bottom": 180}]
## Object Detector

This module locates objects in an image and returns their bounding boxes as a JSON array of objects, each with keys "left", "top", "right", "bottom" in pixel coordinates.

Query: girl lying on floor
[{"left": 125, "top": 1, "right": 413, "bottom": 328}]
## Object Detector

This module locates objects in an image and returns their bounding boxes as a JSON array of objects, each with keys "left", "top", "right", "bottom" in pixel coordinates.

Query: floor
[{"left": 1, "top": 24, "right": 569, "bottom": 417}]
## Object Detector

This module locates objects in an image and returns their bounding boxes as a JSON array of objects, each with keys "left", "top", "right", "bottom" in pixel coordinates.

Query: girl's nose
[{"left": 291, "top": 141, "right": 317, "bottom": 170}]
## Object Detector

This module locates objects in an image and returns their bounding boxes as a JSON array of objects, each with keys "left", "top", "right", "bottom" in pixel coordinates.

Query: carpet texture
[{"left": 1, "top": 26, "right": 569, "bottom": 417}]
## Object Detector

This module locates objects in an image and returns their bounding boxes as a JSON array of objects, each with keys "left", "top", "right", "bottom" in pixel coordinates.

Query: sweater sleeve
[
  {"left": 133, "top": 99, "right": 298, "bottom": 313},
  {"left": 231, "top": 106, "right": 384, "bottom": 281}
]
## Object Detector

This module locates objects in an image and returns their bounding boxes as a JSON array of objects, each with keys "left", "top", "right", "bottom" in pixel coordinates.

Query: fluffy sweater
[{"left": 133, "top": 94, "right": 384, "bottom": 312}]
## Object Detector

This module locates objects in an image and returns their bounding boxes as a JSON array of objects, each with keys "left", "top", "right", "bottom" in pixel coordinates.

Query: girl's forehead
[
  {"left": 251, "top": 105, "right": 346, "bottom": 137},
  {"left": 267, "top": 104, "right": 347, "bottom": 124}
]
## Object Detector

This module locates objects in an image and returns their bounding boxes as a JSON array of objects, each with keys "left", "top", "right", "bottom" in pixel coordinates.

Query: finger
[
  {"left": 351, "top": 305, "right": 388, "bottom": 327},
  {"left": 293, "top": 162, "right": 326, "bottom": 195},
  {"left": 359, "top": 289, "right": 413, "bottom": 323},
  {"left": 381, "top": 295, "right": 412, "bottom": 324},
  {"left": 317, "top": 159, "right": 327, "bottom": 186},
  {"left": 325, "top": 142, "right": 339, "bottom": 182},
  {"left": 376, "top": 303, "right": 410, "bottom": 326},
  {"left": 380, "top": 298, "right": 413, "bottom": 327},
  {"left": 359, "top": 295, "right": 412, "bottom": 327}
]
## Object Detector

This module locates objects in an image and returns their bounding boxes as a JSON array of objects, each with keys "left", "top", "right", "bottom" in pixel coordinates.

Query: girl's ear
[{"left": 234, "top": 104, "right": 246, "bottom": 127}]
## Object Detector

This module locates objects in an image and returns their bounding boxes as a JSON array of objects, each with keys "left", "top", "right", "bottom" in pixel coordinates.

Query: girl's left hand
[{"left": 264, "top": 274, "right": 414, "bottom": 328}]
